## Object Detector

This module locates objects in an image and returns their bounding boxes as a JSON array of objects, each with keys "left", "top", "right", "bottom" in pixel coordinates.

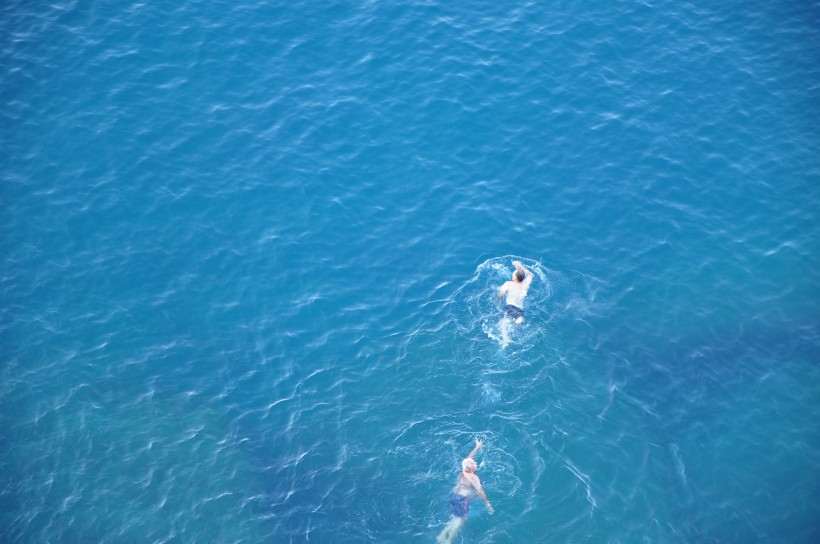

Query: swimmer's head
[
  {"left": 462, "top": 458, "right": 478, "bottom": 473},
  {"left": 514, "top": 270, "right": 525, "bottom": 282}
]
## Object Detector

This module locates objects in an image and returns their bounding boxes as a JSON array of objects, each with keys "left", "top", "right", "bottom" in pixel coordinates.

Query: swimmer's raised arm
[
  {"left": 513, "top": 260, "right": 533, "bottom": 287},
  {"left": 467, "top": 439, "right": 483, "bottom": 459},
  {"left": 512, "top": 260, "right": 531, "bottom": 276}
]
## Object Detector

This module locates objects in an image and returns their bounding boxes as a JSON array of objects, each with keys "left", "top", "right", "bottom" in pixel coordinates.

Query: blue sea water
[{"left": 2, "top": 1, "right": 820, "bottom": 542}]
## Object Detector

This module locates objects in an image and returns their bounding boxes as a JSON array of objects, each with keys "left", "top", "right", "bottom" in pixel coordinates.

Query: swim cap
[{"left": 462, "top": 458, "right": 477, "bottom": 472}]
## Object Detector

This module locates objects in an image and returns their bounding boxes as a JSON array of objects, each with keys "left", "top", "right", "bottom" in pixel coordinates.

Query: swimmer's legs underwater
[
  {"left": 436, "top": 516, "right": 464, "bottom": 544},
  {"left": 498, "top": 315, "right": 523, "bottom": 348},
  {"left": 499, "top": 316, "right": 512, "bottom": 348}
]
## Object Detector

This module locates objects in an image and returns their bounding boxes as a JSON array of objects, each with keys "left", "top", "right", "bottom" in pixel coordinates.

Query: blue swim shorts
[
  {"left": 449, "top": 493, "right": 470, "bottom": 518},
  {"left": 504, "top": 304, "right": 524, "bottom": 320}
]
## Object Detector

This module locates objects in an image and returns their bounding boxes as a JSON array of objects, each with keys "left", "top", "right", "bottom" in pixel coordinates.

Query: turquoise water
[{"left": 2, "top": 1, "right": 820, "bottom": 542}]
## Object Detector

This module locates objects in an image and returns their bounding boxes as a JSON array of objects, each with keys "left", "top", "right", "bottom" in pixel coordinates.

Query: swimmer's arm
[
  {"left": 513, "top": 261, "right": 534, "bottom": 287},
  {"left": 512, "top": 261, "right": 531, "bottom": 276},
  {"left": 467, "top": 439, "right": 483, "bottom": 459},
  {"left": 497, "top": 283, "right": 508, "bottom": 298},
  {"left": 472, "top": 478, "right": 494, "bottom": 514}
]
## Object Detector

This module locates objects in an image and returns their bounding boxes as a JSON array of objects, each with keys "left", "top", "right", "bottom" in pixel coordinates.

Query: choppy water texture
[{"left": 2, "top": 1, "right": 820, "bottom": 542}]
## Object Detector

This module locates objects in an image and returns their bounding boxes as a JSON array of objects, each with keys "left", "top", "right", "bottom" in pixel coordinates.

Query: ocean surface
[{"left": 2, "top": 1, "right": 819, "bottom": 542}]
